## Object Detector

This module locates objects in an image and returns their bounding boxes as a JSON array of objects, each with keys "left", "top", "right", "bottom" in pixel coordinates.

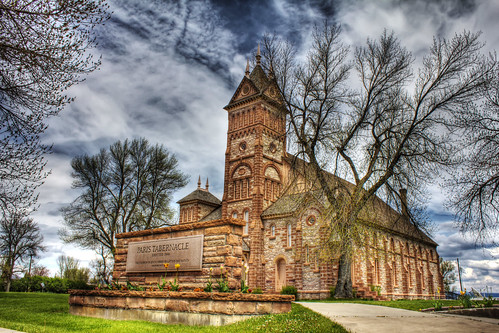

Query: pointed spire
[
  {"left": 245, "top": 59, "right": 250, "bottom": 77},
  {"left": 205, "top": 178, "right": 209, "bottom": 191},
  {"left": 256, "top": 43, "right": 261, "bottom": 65},
  {"left": 197, "top": 175, "right": 201, "bottom": 189}
]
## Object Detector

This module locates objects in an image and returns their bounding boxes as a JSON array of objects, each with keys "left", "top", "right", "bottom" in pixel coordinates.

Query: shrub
[
  {"left": 281, "top": 285, "right": 298, "bottom": 297},
  {"left": 483, "top": 295, "right": 494, "bottom": 307},
  {"left": 4, "top": 276, "right": 91, "bottom": 293},
  {"left": 370, "top": 285, "right": 382, "bottom": 296},
  {"left": 433, "top": 299, "right": 443, "bottom": 311},
  {"left": 329, "top": 286, "right": 336, "bottom": 298},
  {"left": 251, "top": 288, "right": 263, "bottom": 294}
]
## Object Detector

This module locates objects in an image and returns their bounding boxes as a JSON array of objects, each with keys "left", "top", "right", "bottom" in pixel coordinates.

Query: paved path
[
  {"left": 297, "top": 302, "right": 499, "bottom": 333},
  {"left": 0, "top": 329, "right": 22, "bottom": 333}
]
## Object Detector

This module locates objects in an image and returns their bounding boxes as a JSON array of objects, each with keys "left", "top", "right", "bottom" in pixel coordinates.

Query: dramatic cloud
[{"left": 31, "top": 0, "right": 498, "bottom": 291}]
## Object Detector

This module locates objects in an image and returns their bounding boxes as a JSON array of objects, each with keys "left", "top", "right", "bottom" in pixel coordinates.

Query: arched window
[
  {"left": 305, "top": 245, "right": 310, "bottom": 263},
  {"left": 271, "top": 224, "right": 275, "bottom": 237},
  {"left": 232, "top": 211, "right": 238, "bottom": 219},
  {"left": 243, "top": 210, "right": 249, "bottom": 235},
  {"left": 287, "top": 223, "right": 292, "bottom": 247}
]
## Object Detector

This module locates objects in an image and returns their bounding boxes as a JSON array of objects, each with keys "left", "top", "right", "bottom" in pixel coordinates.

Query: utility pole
[{"left": 457, "top": 258, "right": 463, "bottom": 292}]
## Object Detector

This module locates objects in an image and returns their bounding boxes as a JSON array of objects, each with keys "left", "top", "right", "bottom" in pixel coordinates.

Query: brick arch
[
  {"left": 231, "top": 163, "right": 253, "bottom": 178},
  {"left": 229, "top": 163, "right": 253, "bottom": 200},
  {"left": 263, "top": 163, "right": 282, "bottom": 202},
  {"left": 299, "top": 207, "right": 322, "bottom": 226},
  {"left": 274, "top": 255, "right": 287, "bottom": 292},
  {"left": 263, "top": 163, "right": 281, "bottom": 180}
]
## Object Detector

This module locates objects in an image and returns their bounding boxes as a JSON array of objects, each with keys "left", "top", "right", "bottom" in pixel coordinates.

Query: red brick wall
[{"left": 262, "top": 208, "right": 443, "bottom": 300}]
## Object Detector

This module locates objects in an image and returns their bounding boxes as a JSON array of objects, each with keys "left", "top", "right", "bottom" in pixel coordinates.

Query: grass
[
  {"left": 301, "top": 298, "right": 499, "bottom": 311},
  {"left": 0, "top": 292, "right": 347, "bottom": 333}
]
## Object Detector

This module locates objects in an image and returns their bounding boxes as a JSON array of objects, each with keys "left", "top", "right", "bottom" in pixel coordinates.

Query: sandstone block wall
[
  {"left": 113, "top": 219, "right": 245, "bottom": 290},
  {"left": 69, "top": 290, "right": 294, "bottom": 326}
]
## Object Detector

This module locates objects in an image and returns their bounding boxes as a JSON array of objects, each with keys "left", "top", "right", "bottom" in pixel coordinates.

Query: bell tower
[{"left": 222, "top": 47, "right": 286, "bottom": 288}]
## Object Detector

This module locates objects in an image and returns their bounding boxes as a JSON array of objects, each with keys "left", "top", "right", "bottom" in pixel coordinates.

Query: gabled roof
[
  {"left": 224, "top": 64, "right": 283, "bottom": 110},
  {"left": 225, "top": 75, "right": 261, "bottom": 107},
  {"left": 276, "top": 155, "right": 438, "bottom": 247},
  {"left": 176, "top": 188, "right": 221, "bottom": 206},
  {"left": 249, "top": 65, "right": 270, "bottom": 91},
  {"left": 262, "top": 191, "right": 324, "bottom": 218}
]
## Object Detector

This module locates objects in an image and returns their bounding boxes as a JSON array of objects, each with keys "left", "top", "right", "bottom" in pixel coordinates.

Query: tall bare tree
[
  {"left": 56, "top": 255, "right": 90, "bottom": 282},
  {"left": 0, "top": 0, "right": 109, "bottom": 213},
  {"left": 262, "top": 23, "right": 496, "bottom": 297},
  {"left": 61, "top": 138, "right": 188, "bottom": 261},
  {"left": 448, "top": 67, "right": 499, "bottom": 244},
  {"left": 0, "top": 210, "right": 44, "bottom": 292},
  {"left": 440, "top": 259, "right": 457, "bottom": 293},
  {"left": 89, "top": 245, "right": 113, "bottom": 284},
  {"left": 56, "top": 255, "right": 80, "bottom": 279}
]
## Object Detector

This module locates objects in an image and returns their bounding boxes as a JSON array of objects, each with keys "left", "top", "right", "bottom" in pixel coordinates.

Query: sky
[{"left": 32, "top": 0, "right": 499, "bottom": 292}]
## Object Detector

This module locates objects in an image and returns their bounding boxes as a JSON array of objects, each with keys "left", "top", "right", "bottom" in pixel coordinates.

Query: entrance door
[{"left": 275, "top": 258, "right": 286, "bottom": 291}]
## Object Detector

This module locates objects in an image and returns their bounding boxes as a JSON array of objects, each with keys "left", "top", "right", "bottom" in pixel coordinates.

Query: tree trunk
[
  {"left": 3, "top": 260, "right": 14, "bottom": 292},
  {"left": 5, "top": 280, "right": 11, "bottom": 292},
  {"left": 334, "top": 252, "right": 353, "bottom": 298}
]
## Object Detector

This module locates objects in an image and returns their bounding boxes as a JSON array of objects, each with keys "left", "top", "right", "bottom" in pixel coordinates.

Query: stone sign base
[{"left": 69, "top": 290, "right": 294, "bottom": 326}]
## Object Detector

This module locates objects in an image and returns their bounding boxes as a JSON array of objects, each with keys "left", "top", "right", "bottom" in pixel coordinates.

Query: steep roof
[
  {"left": 261, "top": 191, "right": 325, "bottom": 218},
  {"left": 249, "top": 65, "right": 270, "bottom": 91},
  {"left": 266, "top": 155, "right": 438, "bottom": 246},
  {"left": 261, "top": 192, "right": 307, "bottom": 218},
  {"left": 176, "top": 188, "right": 221, "bottom": 206},
  {"left": 199, "top": 206, "right": 222, "bottom": 222},
  {"left": 224, "top": 63, "right": 283, "bottom": 111}
]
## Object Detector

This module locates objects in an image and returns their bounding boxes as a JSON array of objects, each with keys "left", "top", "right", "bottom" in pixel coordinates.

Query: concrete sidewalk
[
  {"left": 297, "top": 302, "right": 499, "bottom": 333},
  {"left": 0, "top": 329, "right": 23, "bottom": 333}
]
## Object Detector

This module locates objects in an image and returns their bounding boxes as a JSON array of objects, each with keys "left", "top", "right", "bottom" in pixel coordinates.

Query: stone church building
[{"left": 176, "top": 52, "right": 444, "bottom": 300}]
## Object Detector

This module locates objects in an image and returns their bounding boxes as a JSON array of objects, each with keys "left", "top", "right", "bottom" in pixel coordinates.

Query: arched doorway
[{"left": 275, "top": 258, "right": 286, "bottom": 291}]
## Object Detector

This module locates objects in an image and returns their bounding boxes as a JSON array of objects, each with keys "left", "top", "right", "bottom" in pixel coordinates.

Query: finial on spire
[
  {"left": 245, "top": 59, "right": 250, "bottom": 77},
  {"left": 197, "top": 175, "right": 201, "bottom": 189},
  {"left": 205, "top": 178, "right": 209, "bottom": 191},
  {"left": 256, "top": 43, "right": 261, "bottom": 65}
]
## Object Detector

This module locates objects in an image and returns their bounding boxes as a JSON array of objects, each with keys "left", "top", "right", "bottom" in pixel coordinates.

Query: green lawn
[
  {"left": 0, "top": 292, "right": 347, "bottom": 333},
  {"left": 301, "top": 298, "right": 499, "bottom": 311}
]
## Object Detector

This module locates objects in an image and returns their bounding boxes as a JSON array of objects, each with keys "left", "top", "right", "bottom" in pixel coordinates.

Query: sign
[{"left": 126, "top": 235, "right": 204, "bottom": 272}]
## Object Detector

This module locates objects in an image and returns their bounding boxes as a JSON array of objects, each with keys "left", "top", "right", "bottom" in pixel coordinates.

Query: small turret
[{"left": 256, "top": 43, "right": 261, "bottom": 65}]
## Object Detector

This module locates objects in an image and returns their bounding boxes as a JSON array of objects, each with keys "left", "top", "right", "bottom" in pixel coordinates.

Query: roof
[
  {"left": 262, "top": 192, "right": 310, "bottom": 218},
  {"left": 224, "top": 64, "right": 283, "bottom": 111},
  {"left": 176, "top": 188, "right": 221, "bottom": 206},
  {"left": 270, "top": 155, "right": 438, "bottom": 246},
  {"left": 249, "top": 65, "right": 270, "bottom": 91},
  {"left": 199, "top": 206, "right": 222, "bottom": 222}
]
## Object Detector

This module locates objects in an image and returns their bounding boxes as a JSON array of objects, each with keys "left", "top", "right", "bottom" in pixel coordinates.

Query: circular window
[
  {"left": 306, "top": 215, "right": 316, "bottom": 226},
  {"left": 239, "top": 142, "right": 247, "bottom": 151},
  {"left": 269, "top": 143, "right": 277, "bottom": 153},
  {"left": 241, "top": 85, "right": 250, "bottom": 96}
]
